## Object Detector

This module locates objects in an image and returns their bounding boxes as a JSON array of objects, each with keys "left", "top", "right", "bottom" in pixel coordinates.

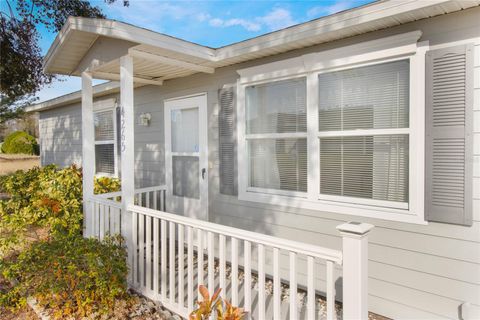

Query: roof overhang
[
  {"left": 27, "top": 81, "right": 121, "bottom": 112},
  {"left": 31, "top": 0, "right": 480, "bottom": 112}
]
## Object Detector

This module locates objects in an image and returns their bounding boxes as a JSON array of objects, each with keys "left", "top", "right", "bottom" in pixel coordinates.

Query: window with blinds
[
  {"left": 94, "top": 110, "right": 116, "bottom": 176},
  {"left": 318, "top": 60, "right": 410, "bottom": 205},
  {"left": 245, "top": 78, "right": 307, "bottom": 193}
]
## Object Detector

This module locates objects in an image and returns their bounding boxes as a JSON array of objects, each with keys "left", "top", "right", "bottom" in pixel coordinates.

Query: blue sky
[{"left": 35, "top": 0, "right": 373, "bottom": 102}]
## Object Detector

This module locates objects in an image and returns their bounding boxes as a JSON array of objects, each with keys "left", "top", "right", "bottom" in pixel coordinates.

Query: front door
[{"left": 164, "top": 94, "right": 208, "bottom": 220}]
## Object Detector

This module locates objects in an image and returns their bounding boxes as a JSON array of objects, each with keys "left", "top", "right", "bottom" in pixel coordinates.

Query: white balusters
[
  {"left": 197, "top": 229, "right": 204, "bottom": 301},
  {"left": 187, "top": 226, "right": 194, "bottom": 313},
  {"left": 139, "top": 214, "right": 145, "bottom": 287},
  {"left": 153, "top": 218, "right": 159, "bottom": 296},
  {"left": 273, "top": 247, "right": 281, "bottom": 320},
  {"left": 290, "top": 252, "right": 298, "bottom": 320},
  {"left": 231, "top": 237, "right": 238, "bottom": 305},
  {"left": 133, "top": 210, "right": 138, "bottom": 285},
  {"left": 307, "top": 256, "right": 315, "bottom": 320},
  {"left": 169, "top": 222, "right": 176, "bottom": 304},
  {"left": 244, "top": 241, "right": 251, "bottom": 317},
  {"left": 146, "top": 215, "right": 152, "bottom": 292},
  {"left": 207, "top": 232, "right": 215, "bottom": 294},
  {"left": 119, "top": 205, "right": 363, "bottom": 320},
  {"left": 145, "top": 191, "right": 150, "bottom": 209},
  {"left": 326, "top": 260, "right": 335, "bottom": 320},
  {"left": 178, "top": 224, "right": 185, "bottom": 310},
  {"left": 161, "top": 220, "right": 167, "bottom": 297},
  {"left": 219, "top": 234, "right": 226, "bottom": 294},
  {"left": 257, "top": 244, "right": 265, "bottom": 319}
]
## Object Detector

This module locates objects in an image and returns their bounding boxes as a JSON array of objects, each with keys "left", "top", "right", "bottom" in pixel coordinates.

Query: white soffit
[
  {"left": 44, "top": 0, "right": 480, "bottom": 76},
  {"left": 36, "top": 0, "right": 480, "bottom": 112}
]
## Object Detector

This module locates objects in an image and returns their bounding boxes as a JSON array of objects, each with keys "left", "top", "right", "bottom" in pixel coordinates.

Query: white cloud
[
  {"left": 105, "top": 1, "right": 211, "bottom": 31},
  {"left": 209, "top": 7, "right": 296, "bottom": 32},
  {"left": 209, "top": 17, "right": 261, "bottom": 32},
  {"left": 257, "top": 8, "right": 296, "bottom": 31},
  {"left": 307, "top": 0, "right": 357, "bottom": 18}
]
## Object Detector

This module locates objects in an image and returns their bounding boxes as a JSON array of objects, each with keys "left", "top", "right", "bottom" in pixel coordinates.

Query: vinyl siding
[
  {"left": 37, "top": 7, "right": 480, "bottom": 319},
  {"left": 39, "top": 89, "right": 165, "bottom": 188},
  {"left": 39, "top": 103, "right": 83, "bottom": 167}
]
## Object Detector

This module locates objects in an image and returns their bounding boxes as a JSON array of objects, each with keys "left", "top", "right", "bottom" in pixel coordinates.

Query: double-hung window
[
  {"left": 318, "top": 60, "right": 410, "bottom": 209},
  {"left": 94, "top": 109, "right": 117, "bottom": 177},
  {"left": 245, "top": 78, "right": 308, "bottom": 196},
  {"left": 237, "top": 31, "right": 426, "bottom": 223}
]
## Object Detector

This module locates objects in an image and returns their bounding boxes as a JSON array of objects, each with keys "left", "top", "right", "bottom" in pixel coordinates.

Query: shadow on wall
[
  {"left": 133, "top": 87, "right": 166, "bottom": 189},
  {"left": 40, "top": 106, "right": 83, "bottom": 167}
]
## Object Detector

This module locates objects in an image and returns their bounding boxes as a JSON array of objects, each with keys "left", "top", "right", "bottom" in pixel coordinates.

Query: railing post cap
[{"left": 336, "top": 221, "right": 375, "bottom": 237}]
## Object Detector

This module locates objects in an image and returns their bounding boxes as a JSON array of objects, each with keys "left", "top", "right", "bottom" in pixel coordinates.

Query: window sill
[{"left": 239, "top": 190, "right": 426, "bottom": 225}]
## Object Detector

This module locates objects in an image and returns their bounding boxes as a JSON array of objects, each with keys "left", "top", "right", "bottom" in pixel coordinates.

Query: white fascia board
[
  {"left": 214, "top": 0, "right": 448, "bottom": 61},
  {"left": 70, "top": 18, "right": 215, "bottom": 61},
  {"left": 26, "top": 81, "right": 120, "bottom": 113},
  {"left": 237, "top": 30, "right": 422, "bottom": 83}
]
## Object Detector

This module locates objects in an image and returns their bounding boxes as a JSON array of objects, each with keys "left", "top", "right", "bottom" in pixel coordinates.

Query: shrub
[
  {"left": 0, "top": 165, "right": 124, "bottom": 255},
  {"left": 0, "top": 235, "right": 129, "bottom": 318},
  {"left": 94, "top": 176, "right": 121, "bottom": 195},
  {"left": 0, "top": 165, "right": 83, "bottom": 255},
  {"left": 1, "top": 131, "right": 38, "bottom": 155}
]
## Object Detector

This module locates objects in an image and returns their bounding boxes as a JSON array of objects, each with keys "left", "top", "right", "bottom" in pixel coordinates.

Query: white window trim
[
  {"left": 237, "top": 31, "right": 429, "bottom": 224},
  {"left": 94, "top": 107, "right": 118, "bottom": 178}
]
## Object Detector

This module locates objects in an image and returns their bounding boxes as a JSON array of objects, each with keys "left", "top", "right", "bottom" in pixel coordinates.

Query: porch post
[
  {"left": 120, "top": 55, "right": 135, "bottom": 284},
  {"left": 336, "top": 222, "right": 374, "bottom": 320},
  {"left": 81, "top": 72, "right": 94, "bottom": 238}
]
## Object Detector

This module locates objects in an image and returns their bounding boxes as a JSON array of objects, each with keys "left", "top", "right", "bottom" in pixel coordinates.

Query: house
[{"left": 27, "top": 1, "right": 480, "bottom": 319}]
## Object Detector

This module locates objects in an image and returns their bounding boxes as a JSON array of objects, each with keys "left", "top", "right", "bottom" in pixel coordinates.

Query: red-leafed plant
[{"left": 190, "top": 285, "right": 246, "bottom": 320}]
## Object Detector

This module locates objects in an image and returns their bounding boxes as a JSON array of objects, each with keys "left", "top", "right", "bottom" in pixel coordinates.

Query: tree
[{"left": 0, "top": 0, "right": 128, "bottom": 126}]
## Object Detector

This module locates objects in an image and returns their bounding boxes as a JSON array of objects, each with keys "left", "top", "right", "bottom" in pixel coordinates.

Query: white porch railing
[
  {"left": 85, "top": 187, "right": 373, "bottom": 320},
  {"left": 85, "top": 185, "right": 166, "bottom": 239},
  {"left": 129, "top": 204, "right": 345, "bottom": 320}
]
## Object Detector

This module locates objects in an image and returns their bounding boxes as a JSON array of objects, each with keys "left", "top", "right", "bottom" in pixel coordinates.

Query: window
[
  {"left": 237, "top": 31, "right": 426, "bottom": 223},
  {"left": 94, "top": 109, "right": 117, "bottom": 176},
  {"left": 245, "top": 78, "right": 307, "bottom": 194},
  {"left": 318, "top": 60, "right": 410, "bottom": 208}
]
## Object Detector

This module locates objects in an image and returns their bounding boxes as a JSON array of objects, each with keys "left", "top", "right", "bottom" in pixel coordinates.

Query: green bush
[
  {"left": 0, "top": 165, "right": 123, "bottom": 255},
  {"left": 94, "top": 176, "right": 121, "bottom": 195},
  {"left": 0, "top": 165, "right": 83, "bottom": 255},
  {"left": 1, "top": 131, "right": 38, "bottom": 155},
  {"left": 0, "top": 165, "right": 128, "bottom": 318},
  {"left": 0, "top": 235, "right": 128, "bottom": 318}
]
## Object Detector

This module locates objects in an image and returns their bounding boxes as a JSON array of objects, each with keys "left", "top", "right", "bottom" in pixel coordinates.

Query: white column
[
  {"left": 336, "top": 222, "right": 374, "bottom": 320},
  {"left": 81, "top": 72, "right": 94, "bottom": 238},
  {"left": 120, "top": 55, "right": 135, "bottom": 284}
]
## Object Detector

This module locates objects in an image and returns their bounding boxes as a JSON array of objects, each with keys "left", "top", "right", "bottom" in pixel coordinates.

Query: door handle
[{"left": 202, "top": 168, "right": 206, "bottom": 180}]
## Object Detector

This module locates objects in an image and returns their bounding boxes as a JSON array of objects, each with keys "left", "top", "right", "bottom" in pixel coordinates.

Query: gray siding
[
  {"left": 37, "top": 7, "right": 480, "bottom": 319},
  {"left": 39, "top": 103, "right": 83, "bottom": 167},
  {"left": 133, "top": 86, "right": 165, "bottom": 188}
]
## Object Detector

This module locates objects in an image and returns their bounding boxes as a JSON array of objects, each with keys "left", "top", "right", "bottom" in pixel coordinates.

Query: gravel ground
[{"left": 0, "top": 156, "right": 39, "bottom": 176}]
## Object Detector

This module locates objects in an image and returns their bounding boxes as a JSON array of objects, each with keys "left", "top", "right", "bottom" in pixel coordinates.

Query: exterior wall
[
  {"left": 132, "top": 86, "right": 165, "bottom": 188},
  {"left": 38, "top": 7, "right": 480, "bottom": 319},
  {"left": 39, "top": 103, "right": 83, "bottom": 167},
  {"left": 39, "top": 89, "right": 165, "bottom": 188}
]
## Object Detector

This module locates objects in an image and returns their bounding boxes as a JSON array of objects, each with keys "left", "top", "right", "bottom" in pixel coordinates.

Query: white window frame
[
  {"left": 244, "top": 76, "right": 308, "bottom": 197},
  {"left": 237, "top": 31, "right": 429, "bottom": 224},
  {"left": 94, "top": 106, "right": 118, "bottom": 178}
]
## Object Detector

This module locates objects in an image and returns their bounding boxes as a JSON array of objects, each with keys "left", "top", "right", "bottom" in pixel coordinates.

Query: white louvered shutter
[
  {"left": 425, "top": 44, "right": 474, "bottom": 226},
  {"left": 218, "top": 87, "right": 238, "bottom": 195}
]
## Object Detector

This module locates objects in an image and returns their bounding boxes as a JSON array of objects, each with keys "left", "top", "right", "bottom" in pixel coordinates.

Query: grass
[{"left": 0, "top": 156, "right": 40, "bottom": 176}]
